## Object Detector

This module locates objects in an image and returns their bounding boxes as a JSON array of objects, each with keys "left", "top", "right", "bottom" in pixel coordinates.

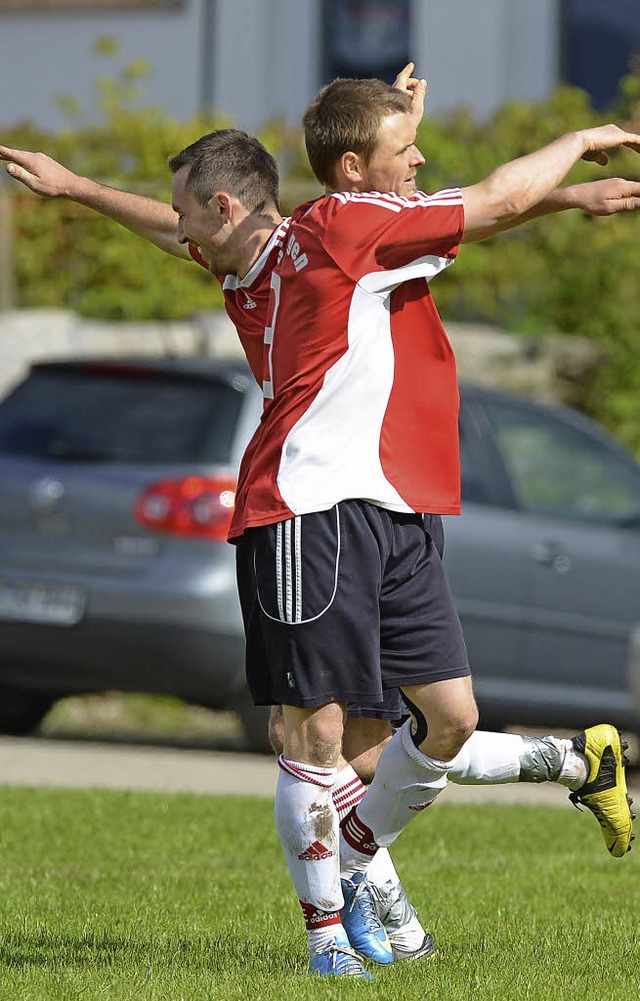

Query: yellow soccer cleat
[{"left": 569, "top": 724, "right": 635, "bottom": 858}]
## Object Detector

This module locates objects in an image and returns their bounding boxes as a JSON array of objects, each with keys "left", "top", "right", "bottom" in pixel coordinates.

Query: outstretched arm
[
  {"left": 460, "top": 125, "right": 640, "bottom": 243},
  {"left": 0, "top": 145, "right": 189, "bottom": 260},
  {"left": 467, "top": 177, "right": 640, "bottom": 241}
]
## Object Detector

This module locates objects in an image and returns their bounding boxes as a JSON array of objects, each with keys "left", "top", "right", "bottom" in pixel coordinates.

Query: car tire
[
  {"left": 233, "top": 690, "right": 272, "bottom": 755},
  {"left": 0, "top": 684, "right": 55, "bottom": 735}
]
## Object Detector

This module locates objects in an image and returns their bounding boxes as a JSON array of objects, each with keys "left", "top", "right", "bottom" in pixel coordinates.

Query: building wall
[
  {"left": 413, "top": 0, "right": 561, "bottom": 118},
  {"left": 210, "top": 0, "right": 321, "bottom": 130},
  {"left": 0, "top": 0, "right": 205, "bottom": 130},
  {"left": 0, "top": 0, "right": 562, "bottom": 134}
]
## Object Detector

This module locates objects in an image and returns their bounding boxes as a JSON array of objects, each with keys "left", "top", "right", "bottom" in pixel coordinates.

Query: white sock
[
  {"left": 448, "top": 731, "right": 588, "bottom": 789},
  {"left": 364, "top": 842, "right": 404, "bottom": 887},
  {"left": 275, "top": 755, "right": 345, "bottom": 955},
  {"left": 306, "top": 923, "right": 350, "bottom": 958},
  {"left": 448, "top": 730, "right": 526, "bottom": 784},
  {"left": 332, "top": 764, "right": 366, "bottom": 822},
  {"left": 341, "top": 720, "right": 451, "bottom": 871},
  {"left": 333, "top": 763, "right": 407, "bottom": 888}
]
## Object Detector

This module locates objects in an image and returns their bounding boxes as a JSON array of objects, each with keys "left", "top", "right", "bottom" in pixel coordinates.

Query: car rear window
[{"left": 0, "top": 367, "right": 244, "bottom": 464}]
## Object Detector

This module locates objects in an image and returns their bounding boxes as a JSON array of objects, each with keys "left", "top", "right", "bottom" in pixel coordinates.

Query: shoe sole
[
  {"left": 572, "top": 727, "right": 635, "bottom": 857},
  {"left": 391, "top": 933, "right": 437, "bottom": 962}
]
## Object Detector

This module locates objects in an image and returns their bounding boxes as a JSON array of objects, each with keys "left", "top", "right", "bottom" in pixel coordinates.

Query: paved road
[{"left": 1, "top": 735, "right": 638, "bottom": 807}]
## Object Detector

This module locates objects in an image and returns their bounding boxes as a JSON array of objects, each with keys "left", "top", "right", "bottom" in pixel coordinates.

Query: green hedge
[{"left": 3, "top": 59, "right": 640, "bottom": 454}]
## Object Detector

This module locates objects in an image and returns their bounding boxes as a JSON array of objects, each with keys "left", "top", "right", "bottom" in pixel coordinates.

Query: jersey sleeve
[{"left": 319, "top": 190, "right": 465, "bottom": 293}]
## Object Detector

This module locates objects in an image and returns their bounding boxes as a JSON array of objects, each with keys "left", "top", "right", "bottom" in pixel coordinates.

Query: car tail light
[{"left": 134, "top": 475, "right": 236, "bottom": 540}]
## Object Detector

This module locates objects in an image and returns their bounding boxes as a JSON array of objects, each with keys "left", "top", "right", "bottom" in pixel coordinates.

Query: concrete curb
[{"left": 2, "top": 736, "right": 637, "bottom": 806}]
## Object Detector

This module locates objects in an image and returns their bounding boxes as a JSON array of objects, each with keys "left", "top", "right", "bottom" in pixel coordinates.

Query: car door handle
[{"left": 531, "top": 540, "right": 571, "bottom": 572}]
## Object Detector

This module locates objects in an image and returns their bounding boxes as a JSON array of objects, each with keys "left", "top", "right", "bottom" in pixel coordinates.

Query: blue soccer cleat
[
  {"left": 341, "top": 871, "right": 394, "bottom": 965},
  {"left": 309, "top": 930, "right": 374, "bottom": 980}
]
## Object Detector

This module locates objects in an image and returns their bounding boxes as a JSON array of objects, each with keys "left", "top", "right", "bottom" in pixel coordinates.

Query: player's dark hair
[
  {"left": 168, "top": 129, "right": 280, "bottom": 213},
  {"left": 303, "top": 78, "right": 412, "bottom": 187}
]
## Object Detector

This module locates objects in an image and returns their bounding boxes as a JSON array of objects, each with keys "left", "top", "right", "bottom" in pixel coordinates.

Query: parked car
[
  {"left": 0, "top": 357, "right": 267, "bottom": 749},
  {"left": 444, "top": 383, "right": 640, "bottom": 736},
  {"left": 0, "top": 356, "right": 639, "bottom": 750}
]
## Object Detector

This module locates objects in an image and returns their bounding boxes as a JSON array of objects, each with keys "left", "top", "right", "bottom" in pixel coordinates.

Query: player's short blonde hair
[{"left": 303, "top": 78, "right": 412, "bottom": 187}]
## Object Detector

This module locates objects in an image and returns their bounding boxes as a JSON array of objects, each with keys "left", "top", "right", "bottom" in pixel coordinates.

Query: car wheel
[
  {"left": 233, "top": 690, "right": 272, "bottom": 755},
  {"left": 0, "top": 684, "right": 55, "bottom": 735}
]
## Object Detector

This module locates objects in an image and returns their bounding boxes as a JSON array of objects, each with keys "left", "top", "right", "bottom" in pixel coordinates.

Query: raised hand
[
  {"left": 392, "top": 62, "right": 427, "bottom": 128},
  {"left": 0, "top": 146, "right": 78, "bottom": 198},
  {"left": 579, "top": 124, "right": 640, "bottom": 166}
]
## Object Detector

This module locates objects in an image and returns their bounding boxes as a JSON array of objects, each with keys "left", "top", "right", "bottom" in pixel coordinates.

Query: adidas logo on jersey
[
  {"left": 298, "top": 840, "right": 333, "bottom": 861},
  {"left": 243, "top": 295, "right": 257, "bottom": 309}
]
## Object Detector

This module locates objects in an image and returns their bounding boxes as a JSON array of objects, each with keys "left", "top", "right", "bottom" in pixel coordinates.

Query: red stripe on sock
[
  {"left": 333, "top": 778, "right": 366, "bottom": 820},
  {"left": 340, "top": 806, "right": 379, "bottom": 856},
  {"left": 300, "top": 901, "right": 342, "bottom": 930},
  {"left": 278, "top": 755, "right": 334, "bottom": 788}
]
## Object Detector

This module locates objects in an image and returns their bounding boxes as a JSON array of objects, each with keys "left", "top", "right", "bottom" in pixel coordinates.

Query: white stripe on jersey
[
  {"left": 360, "top": 252, "right": 456, "bottom": 296},
  {"left": 275, "top": 250, "right": 455, "bottom": 515},
  {"left": 330, "top": 189, "right": 463, "bottom": 212},
  {"left": 331, "top": 191, "right": 402, "bottom": 212},
  {"left": 223, "top": 217, "right": 290, "bottom": 291}
]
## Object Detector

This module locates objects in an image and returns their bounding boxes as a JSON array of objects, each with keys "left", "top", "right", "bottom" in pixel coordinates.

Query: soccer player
[
  {"left": 1, "top": 81, "right": 638, "bottom": 975},
  {"left": 226, "top": 79, "right": 639, "bottom": 978}
]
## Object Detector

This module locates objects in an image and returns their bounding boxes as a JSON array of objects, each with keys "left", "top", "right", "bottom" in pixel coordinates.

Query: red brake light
[{"left": 134, "top": 475, "right": 236, "bottom": 540}]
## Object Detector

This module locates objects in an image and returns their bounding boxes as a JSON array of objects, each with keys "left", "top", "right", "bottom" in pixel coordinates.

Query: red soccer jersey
[
  {"left": 188, "top": 218, "right": 290, "bottom": 384},
  {"left": 229, "top": 188, "right": 465, "bottom": 540}
]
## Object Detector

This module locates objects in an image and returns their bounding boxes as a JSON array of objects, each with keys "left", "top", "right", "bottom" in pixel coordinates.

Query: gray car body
[{"left": 0, "top": 356, "right": 639, "bottom": 744}]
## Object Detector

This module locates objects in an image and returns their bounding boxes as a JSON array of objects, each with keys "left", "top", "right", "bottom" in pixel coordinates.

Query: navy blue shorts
[{"left": 235, "top": 500, "right": 468, "bottom": 711}]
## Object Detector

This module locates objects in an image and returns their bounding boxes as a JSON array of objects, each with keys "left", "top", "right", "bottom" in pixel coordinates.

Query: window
[
  {"left": 459, "top": 419, "right": 492, "bottom": 506},
  {"left": 483, "top": 398, "right": 640, "bottom": 525},
  {"left": 561, "top": 0, "right": 640, "bottom": 108},
  {"left": 323, "top": 0, "right": 410, "bottom": 84},
  {"left": 0, "top": 367, "right": 242, "bottom": 464}
]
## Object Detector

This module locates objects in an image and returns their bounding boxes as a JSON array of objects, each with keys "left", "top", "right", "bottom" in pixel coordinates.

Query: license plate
[{"left": 0, "top": 580, "right": 85, "bottom": 626}]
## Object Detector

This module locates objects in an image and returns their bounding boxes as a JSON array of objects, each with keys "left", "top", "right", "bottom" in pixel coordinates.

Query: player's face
[
  {"left": 360, "top": 112, "right": 426, "bottom": 197},
  {"left": 172, "top": 164, "right": 228, "bottom": 272}
]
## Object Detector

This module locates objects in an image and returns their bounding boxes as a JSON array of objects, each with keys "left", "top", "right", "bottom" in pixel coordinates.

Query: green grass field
[{"left": 0, "top": 787, "right": 637, "bottom": 1001}]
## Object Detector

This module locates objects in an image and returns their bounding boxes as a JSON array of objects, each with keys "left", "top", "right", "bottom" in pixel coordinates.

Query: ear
[
  {"left": 336, "top": 151, "right": 364, "bottom": 187},
  {"left": 209, "top": 191, "right": 233, "bottom": 221}
]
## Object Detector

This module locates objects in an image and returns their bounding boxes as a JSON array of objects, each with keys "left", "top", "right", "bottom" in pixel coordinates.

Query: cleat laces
[
  {"left": 347, "top": 877, "right": 382, "bottom": 932},
  {"left": 309, "top": 941, "right": 374, "bottom": 979},
  {"left": 325, "top": 944, "right": 369, "bottom": 976}
]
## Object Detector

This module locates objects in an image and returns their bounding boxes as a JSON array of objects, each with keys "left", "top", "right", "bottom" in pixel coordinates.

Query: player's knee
[
  {"left": 421, "top": 703, "right": 478, "bottom": 760},
  {"left": 447, "top": 707, "right": 478, "bottom": 756},
  {"left": 446, "top": 703, "right": 478, "bottom": 756},
  {"left": 342, "top": 718, "right": 392, "bottom": 784},
  {"left": 282, "top": 703, "right": 345, "bottom": 768},
  {"left": 306, "top": 715, "right": 344, "bottom": 768}
]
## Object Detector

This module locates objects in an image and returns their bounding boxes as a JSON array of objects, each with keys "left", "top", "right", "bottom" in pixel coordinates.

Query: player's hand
[
  {"left": 0, "top": 145, "right": 77, "bottom": 198},
  {"left": 567, "top": 177, "right": 640, "bottom": 215},
  {"left": 393, "top": 62, "right": 427, "bottom": 128},
  {"left": 578, "top": 124, "right": 640, "bottom": 165}
]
